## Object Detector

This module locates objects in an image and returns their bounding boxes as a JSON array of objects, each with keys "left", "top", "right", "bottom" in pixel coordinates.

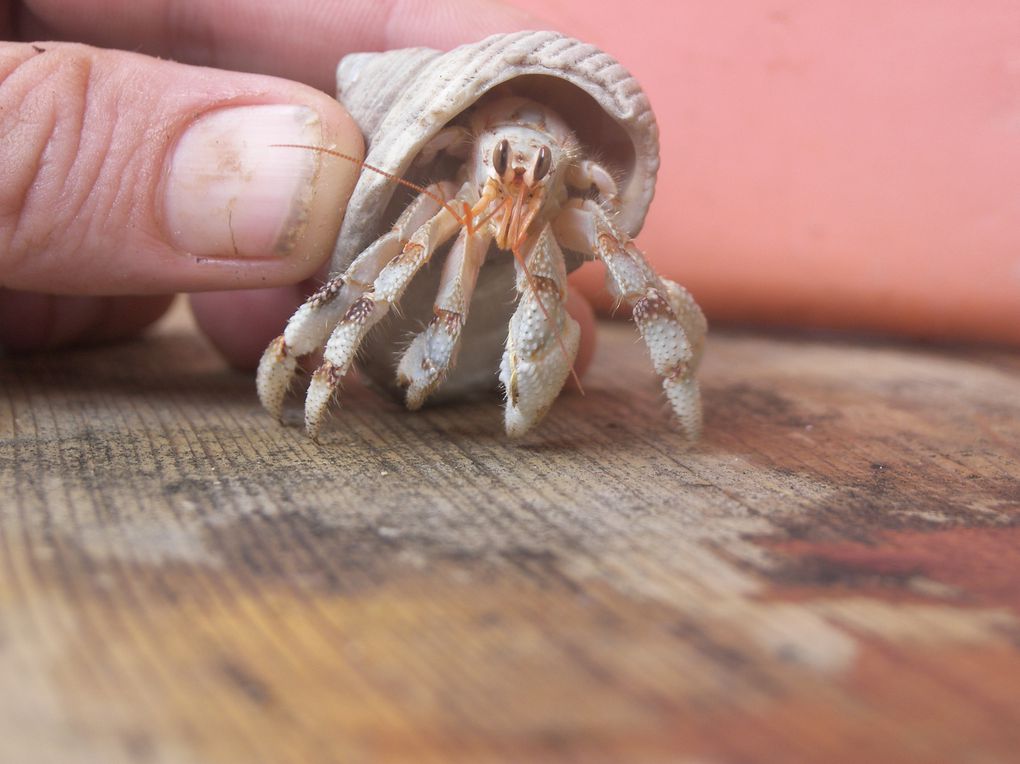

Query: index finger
[{"left": 14, "top": 0, "right": 544, "bottom": 91}]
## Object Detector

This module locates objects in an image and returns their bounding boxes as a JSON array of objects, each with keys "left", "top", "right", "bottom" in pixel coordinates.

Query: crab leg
[
  {"left": 256, "top": 182, "right": 458, "bottom": 420},
  {"left": 554, "top": 198, "right": 707, "bottom": 438},
  {"left": 500, "top": 222, "right": 580, "bottom": 438},
  {"left": 304, "top": 185, "right": 470, "bottom": 438},
  {"left": 396, "top": 224, "right": 493, "bottom": 409}
]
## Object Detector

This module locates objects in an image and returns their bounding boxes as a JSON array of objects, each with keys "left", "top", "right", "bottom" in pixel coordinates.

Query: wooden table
[{"left": 2, "top": 305, "right": 1018, "bottom": 763}]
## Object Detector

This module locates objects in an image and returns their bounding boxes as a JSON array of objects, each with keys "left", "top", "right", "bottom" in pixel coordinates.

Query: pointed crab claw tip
[
  {"left": 404, "top": 389, "right": 427, "bottom": 411},
  {"left": 304, "top": 363, "right": 343, "bottom": 439},
  {"left": 304, "top": 416, "right": 325, "bottom": 442},
  {"left": 679, "top": 421, "right": 703, "bottom": 441},
  {"left": 503, "top": 408, "right": 535, "bottom": 439},
  {"left": 402, "top": 369, "right": 444, "bottom": 411},
  {"left": 257, "top": 336, "right": 297, "bottom": 420}
]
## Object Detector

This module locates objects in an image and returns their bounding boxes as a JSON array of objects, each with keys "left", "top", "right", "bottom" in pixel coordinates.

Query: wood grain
[{"left": 1, "top": 304, "right": 1018, "bottom": 763}]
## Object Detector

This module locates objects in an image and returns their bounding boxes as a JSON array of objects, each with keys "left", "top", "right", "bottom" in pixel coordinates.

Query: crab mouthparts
[{"left": 494, "top": 182, "right": 544, "bottom": 250}]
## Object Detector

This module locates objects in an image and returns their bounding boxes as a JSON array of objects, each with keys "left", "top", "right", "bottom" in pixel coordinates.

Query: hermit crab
[{"left": 257, "top": 31, "right": 706, "bottom": 439}]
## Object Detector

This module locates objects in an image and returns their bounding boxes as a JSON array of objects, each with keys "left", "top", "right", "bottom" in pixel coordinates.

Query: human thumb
[{"left": 0, "top": 42, "right": 361, "bottom": 295}]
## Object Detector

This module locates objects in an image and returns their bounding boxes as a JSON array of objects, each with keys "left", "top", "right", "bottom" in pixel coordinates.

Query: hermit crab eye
[
  {"left": 533, "top": 146, "right": 552, "bottom": 181},
  {"left": 493, "top": 139, "right": 510, "bottom": 176}
]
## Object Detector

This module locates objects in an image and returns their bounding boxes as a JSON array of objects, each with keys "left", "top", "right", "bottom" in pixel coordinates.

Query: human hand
[{"left": 0, "top": 0, "right": 596, "bottom": 376}]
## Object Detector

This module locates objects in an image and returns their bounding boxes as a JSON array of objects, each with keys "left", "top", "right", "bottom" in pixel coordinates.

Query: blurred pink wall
[{"left": 507, "top": 0, "right": 1020, "bottom": 343}]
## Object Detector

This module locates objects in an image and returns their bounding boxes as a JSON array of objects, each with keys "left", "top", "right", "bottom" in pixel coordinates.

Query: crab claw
[
  {"left": 500, "top": 315, "right": 579, "bottom": 438},
  {"left": 256, "top": 336, "right": 298, "bottom": 421}
]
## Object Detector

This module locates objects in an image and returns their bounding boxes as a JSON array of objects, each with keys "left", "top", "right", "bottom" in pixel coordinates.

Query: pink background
[{"left": 508, "top": 0, "right": 1020, "bottom": 343}]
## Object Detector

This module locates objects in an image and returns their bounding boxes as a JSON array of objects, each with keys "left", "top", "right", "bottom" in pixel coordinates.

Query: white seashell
[{"left": 331, "top": 31, "right": 661, "bottom": 401}]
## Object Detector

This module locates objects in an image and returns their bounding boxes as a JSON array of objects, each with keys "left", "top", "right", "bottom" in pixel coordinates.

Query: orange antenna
[{"left": 269, "top": 144, "right": 467, "bottom": 227}]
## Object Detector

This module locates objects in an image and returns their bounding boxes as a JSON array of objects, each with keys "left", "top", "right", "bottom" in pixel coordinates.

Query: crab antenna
[{"left": 269, "top": 144, "right": 467, "bottom": 227}]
